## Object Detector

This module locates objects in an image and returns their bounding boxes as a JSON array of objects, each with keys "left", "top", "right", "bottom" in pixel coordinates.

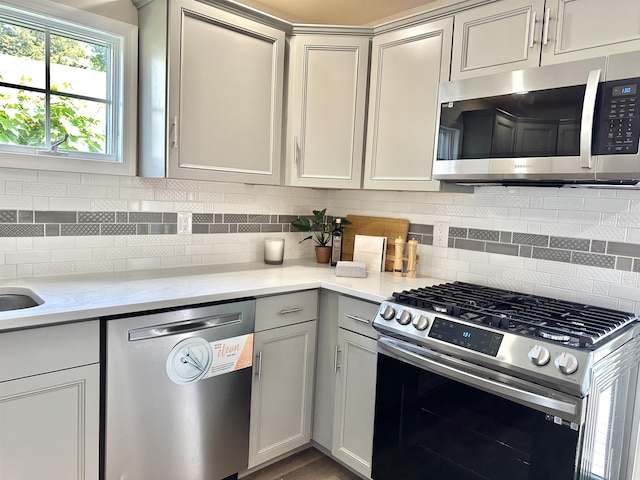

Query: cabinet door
[
  {"left": 451, "top": 0, "right": 545, "bottom": 80},
  {"left": 286, "top": 34, "right": 370, "bottom": 189},
  {"left": 0, "top": 364, "right": 99, "bottom": 480},
  {"left": 363, "top": 18, "right": 452, "bottom": 191},
  {"left": 541, "top": 0, "right": 640, "bottom": 65},
  {"left": 332, "top": 328, "right": 377, "bottom": 478},
  {"left": 248, "top": 320, "right": 317, "bottom": 468},
  {"left": 167, "top": 0, "right": 285, "bottom": 184}
]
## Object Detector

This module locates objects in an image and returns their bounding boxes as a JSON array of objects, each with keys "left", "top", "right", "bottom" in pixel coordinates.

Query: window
[{"left": 0, "top": 0, "right": 136, "bottom": 175}]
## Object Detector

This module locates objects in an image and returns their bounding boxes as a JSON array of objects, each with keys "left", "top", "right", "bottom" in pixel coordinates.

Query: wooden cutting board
[{"left": 341, "top": 215, "right": 410, "bottom": 272}]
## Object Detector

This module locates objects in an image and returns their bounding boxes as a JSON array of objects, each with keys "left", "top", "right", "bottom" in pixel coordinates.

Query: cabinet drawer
[
  {"left": 255, "top": 290, "right": 318, "bottom": 331},
  {"left": 0, "top": 320, "right": 99, "bottom": 383},
  {"left": 338, "top": 295, "right": 379, "bottom": 339}
]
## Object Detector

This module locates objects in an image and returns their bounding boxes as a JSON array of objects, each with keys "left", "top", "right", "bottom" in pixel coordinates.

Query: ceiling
[{"left": 233, "top": 0, "right": 452, "bottom": 25}]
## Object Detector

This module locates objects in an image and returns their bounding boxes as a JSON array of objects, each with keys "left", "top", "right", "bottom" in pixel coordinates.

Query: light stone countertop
[{"left": 0, "top": 259, "right": 446, "bottom": 332}]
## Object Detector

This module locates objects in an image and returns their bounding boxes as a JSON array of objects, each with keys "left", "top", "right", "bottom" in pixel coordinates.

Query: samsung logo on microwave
[{"left": 515, "top": 164, "right": 533, "bottom": 169}]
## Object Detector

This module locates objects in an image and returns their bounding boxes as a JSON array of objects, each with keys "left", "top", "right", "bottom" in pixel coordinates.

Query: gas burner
[{"left": 392, "top": 281, "right": 638, "bottom": 348}]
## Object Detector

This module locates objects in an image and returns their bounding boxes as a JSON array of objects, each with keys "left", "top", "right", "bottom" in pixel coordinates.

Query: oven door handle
[{"left": 378, "top": 337, "right": 579, "bottom": 419}]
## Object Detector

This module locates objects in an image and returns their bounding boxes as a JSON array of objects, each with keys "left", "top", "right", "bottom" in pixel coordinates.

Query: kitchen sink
[{"left": 0, "top": 288, "right": 44, "bottom": 312}]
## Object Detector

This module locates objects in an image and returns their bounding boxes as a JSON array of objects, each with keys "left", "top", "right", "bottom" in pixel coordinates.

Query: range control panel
[{"left": 593, "top": 77, "right": 640, "bottom": 155}]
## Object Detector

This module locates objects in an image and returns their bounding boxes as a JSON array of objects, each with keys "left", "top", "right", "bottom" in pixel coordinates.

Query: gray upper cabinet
[
  {"left": 285, "top": 33, "right": 370, "bottom": 189},
  {"left": 541, "top": 0, "right": 640, "bottom": 65},
  {"left": 363, "top": 18, "right": 454, "bottom": 191},
  {"left": 452, "top": 0, "right": 640, "bottom": 79},
  {"left": 138, "top": 0, "right": 285, "bottom": 184},
  {"left": 451, "top": 0, "right": 545, "bottom": 80}
]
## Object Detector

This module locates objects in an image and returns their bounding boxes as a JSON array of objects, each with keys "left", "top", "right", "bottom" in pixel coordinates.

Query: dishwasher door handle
[{"left": 128, "top": 312, "right": 242, "bottom": 341}]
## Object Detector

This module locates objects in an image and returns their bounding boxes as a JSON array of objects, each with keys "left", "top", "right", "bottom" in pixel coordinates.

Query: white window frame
[{"left": 0, "top": 0, "right": 137, "bottom": 175}]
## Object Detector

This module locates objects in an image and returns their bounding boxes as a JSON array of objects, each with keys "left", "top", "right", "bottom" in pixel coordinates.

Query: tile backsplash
[{"left": 1, "top": 167, "right": 639, "bottom": 313}]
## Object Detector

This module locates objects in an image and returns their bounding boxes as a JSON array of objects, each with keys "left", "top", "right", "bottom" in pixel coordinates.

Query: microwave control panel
[{"left": 593, "top": 77, "right": 640, "bottom": 155}]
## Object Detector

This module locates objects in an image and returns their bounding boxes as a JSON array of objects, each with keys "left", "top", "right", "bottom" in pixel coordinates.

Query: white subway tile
[
  {"left": 6, "top": 250, "right": 50, "bottom": 264},
  {"left": 37, "top": 171, "right": 81, "bottom": 184},
  {"left": 5, "top": 181, "right": 21, "bottom": 195},
  {"left": 592, "top": 281, "right": 609, "bottom": 296},
  {"left": 515, "top": 269, "right": 551, "bottom": 285},
  {"left": 52, "top": 248, "right": 92, "bottom": 262},
  {"left": 0, "top": 265, "right": 17, "bottom": 278},
  {"left": 520, "top": 208, "right": 558, "bottom": 222},
  {"left": 49, "top": 197, "right": 91, "bottom": 210},
  {"left": 493, "top": 219, "right": 528, "bottom": 233},
  {"left": 140, "top": 245, "right": 175, "bottom": 257},
  {"left": 16, "top": 264, "right": 32, "bottom": 278},
  {"left": 0, "top": 195, "right": 33, "bottom": 209},
  {"left": 457, "top": 250, "right": 489, "bottom": 264},
  {"left": 75, "top": 260, "right": 115, "bottom": 273},
  {"left": 138, "top": 200, "right": 174, "bottom": 212},
  {"left": 488, "top": 277, "right": 521, "bottom": 291},
  {"left": 126, "top": 257, "right": 161, "bottom": 270},
  {"left": 618, "top": 299, "right": 636, "bottom": 312},
  {"left": 573, "top": 292, "right": 619, "bottom": 310},
  {"left": 82, "top": 173, "right": 120, "bottom": 186},
  {"left": 600, "top": 213, "right": 618, "bottom": 226},
  {"left": 33, "top": 196, "right": 49, "bottom": 210},
  {"left": 617, "top": 213, "right": 640, "bottom": 228},
  {"left": 105, "top": 246, "right": 141, "bottom": 259},
  {"left": 155, "top": 189, "right": 187, "bottom": 202},
  {"left": 580, "top": 224, "right": 626, "bottom": 241},
  {"left": 584, "top": 198, "right": 630, "bottom": 213},
  {"left": 575, "top": 265, "right": 621, "bottom": 283},
  {"left": 622, "top": 272, "right": 639, "bottom": 286},
  {"left": 551, "top": 274, "right": 592, "bottom": 293},
  {"left": 161, "top": 256, "right": 193, "bottom": 268},
  {"left": 455, "top": 272, "right": 488, "bottom": 285},
  {"left": 91, "top": 199, "right": 128, "bottom": 211},
  {"left": 76, "top": 236, "right": 114, "bottom": 248},
  {"left": 536, "top": 260, "right": 577, "bottom": 276},
  {"left": 543, "top": 196, "right": 583, "bottom": 210},
  {"left": 475, "top": 207, "right": 509, "bottom": 218},
  {"left": 502, "top": 267, "right": 516, "bottom": 280},
  {"left": 470, "top": 262, "right": 503, "bottom": 278},
  {"left": 533, "top": 285, "right": 573, "bottom": 301},
  {"left": 23, "top": 182, "right": 67, "bottom": 197},
  {"left": 445, "top": 205, "right": 476, "bottom": 217},
  {"left": 32, "top": 237, "right": 76, "bottom": 249},
  {"left": 627, "top": 228, "right": 640, "bottom": 244},
  {"left": 609, "top": 284, "right": 640, "bottom": 302},
  {"left": 540, "top": 222, "right": 581, "bottom": 236},
  {"left": 0, "top": 168, "right": 38, "bottom": 181},
  {"left": 119, "top": 187, "right": 154, "bottom": 200},
  {"left": 33, "top": 263, "right": 76, "bottom": 276},
  {"left": 68, "top": 184, "right": 107, "bottom": 198},
  {"left": 16, "top": 238, "right": 33, "bottom": 251},
  {"left": 558, "top": 210, "right": 600, "bottom": 225}
]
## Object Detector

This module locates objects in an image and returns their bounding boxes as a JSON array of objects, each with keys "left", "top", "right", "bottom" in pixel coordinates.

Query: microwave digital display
[{"left": 612, "top": 84, "right": 637, "bottom": 97}]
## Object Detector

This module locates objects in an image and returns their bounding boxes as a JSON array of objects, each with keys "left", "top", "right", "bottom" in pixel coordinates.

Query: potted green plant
[{"left": 291, "top": 209, "right": 349, "bottom": 264}]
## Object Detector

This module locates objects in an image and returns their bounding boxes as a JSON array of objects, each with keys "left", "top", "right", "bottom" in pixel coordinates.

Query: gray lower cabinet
[
  {"left": 248, "top": 291, "right": 318, "bottom": 469},
  {"left": 0, "top": 321, "right": 99, "bottom": 480}
]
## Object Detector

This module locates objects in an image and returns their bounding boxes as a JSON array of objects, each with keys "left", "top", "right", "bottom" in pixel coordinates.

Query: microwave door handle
[{"left": 580, "top": 69, "right": 602, "bottom": 169}]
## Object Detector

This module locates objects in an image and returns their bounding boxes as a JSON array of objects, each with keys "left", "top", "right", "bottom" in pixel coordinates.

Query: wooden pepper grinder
[
  {"left": 393, "top": 236, "right": 405, "bottom": 277},
  {"left": 406, "top": 239, "right": 418, "bottom": 278}
]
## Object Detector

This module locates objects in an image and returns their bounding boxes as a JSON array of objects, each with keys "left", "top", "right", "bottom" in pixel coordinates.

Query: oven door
[{"left": 372, "top": 337, "right": 585, "bottom": 480}]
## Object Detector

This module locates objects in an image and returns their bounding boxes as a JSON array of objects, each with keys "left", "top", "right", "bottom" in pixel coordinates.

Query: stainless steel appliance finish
[
  {"left": 104, "top": 299, "right": 256, "bottom": 480},
  {"left": 433, "top": 51, "right": 640, "bottom": 185},
  {"left": 372, "top": 282, "right": 640, "bottom": 480}
]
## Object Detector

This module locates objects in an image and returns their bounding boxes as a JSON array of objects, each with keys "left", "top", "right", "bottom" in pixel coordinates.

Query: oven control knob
[
  {"left": 412, "top": 314, "right": 429, "bottom": 331},
  {"left": 380, "top": 305, "right": 396, "bottom": 321},
  {"left": 397, "top": 310, "right": 412, "bottom": 325},
  {"left": 554, "top": 352, "right": 579, "bottom": 375},
  {"left": 528, "top": 345, "right": 550, "bottom": 366}
]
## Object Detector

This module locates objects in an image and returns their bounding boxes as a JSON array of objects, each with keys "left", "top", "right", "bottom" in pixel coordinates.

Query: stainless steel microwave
[{"left": 432, "top": 51, "right": 640, "bottom": 186}]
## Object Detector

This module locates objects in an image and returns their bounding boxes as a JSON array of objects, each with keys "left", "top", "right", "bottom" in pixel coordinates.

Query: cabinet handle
[
  {"left": 294, "top": 136, "right": 300, "bottom": 164},
  {"left": 528, "top": 11, "right": 536, "bottom": 48},
  {"left": 542, "top": 7, "right": 550, "bottom": 46},
  {"left": 280, "top": 306, "right": 304, "bottom": 315},
  {"left": 346, "top": 314, "right": 370, "bottom": 325},
  {"left": 255, "top": 351, "right": 263, "bottom": 381},
  {"left": 334, "top": 346, "right": 342, "bottom": 373},
  {"left": 171, "top": 116, "right": 179, "bottom": 148}
]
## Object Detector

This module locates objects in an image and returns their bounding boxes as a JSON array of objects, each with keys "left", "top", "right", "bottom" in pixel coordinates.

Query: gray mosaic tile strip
[
  {"left": 262, "top": 224, "right": 283, "bottom": 233},
  {"left": 408, "top": 234, "right": 422, "bottom": 243},
  {"left": 193, "top": 214, "right": 213, "bottom": 224},
  {"left": 229, "top": 224, "right": 238, "bottom": 233},
  {"left": 550, "top": 236, "right": 590, "bottom": 252},
  {"left": 500, "top": 232, "right": 512, "bottom": 243},
  {"left": 486, "top": 242, "right": 519, "bottom": 256},
  {"left": 591, "top": 240, "right": 607, "bottom": 254},
  {"left": 607, "top": 241, "right": 640, "bottom": 258},
  {"left": 210, "top": 224, "right": 229, "bottom": 234},
  {"left": 35, "top": 211, "right": 76, "bottom": 223},
  {"left": 616, "top": 257, "right": 633, "bottom": 271},
  {"left": 79, "top": 211, "right": 114, "bottom": 223},
  {"left": 249, "top": 214, "right": 270, "bottom": 223},
  {"left": 278, "top": 215, "right": 298, "bottom": 224},
  {"left": 0, "top": 224, "right": 43, "bottom": 236},
  {"left": 18, "top": 211, "right": 33, "bottom": 223},
  {"left": 409, "top": 224, "right": 434, "bottom": 235},
  {"left": 532, "top": 247, "right": 571, "bottom": 263},
  {"left": 163, "top": 213, "right": 177, "bottom": 223},
  {"left": 61, "top": 224, "right": 99, "bottom": 236},
  {"left": 421, "top": 235, "right": 434, "bottom": 246},
  {"left": 448, "top": 237, "right": 455, "bottom": 248},
  {"left": 454, "top": 238, "right": 485, "bottom": 252},
  {"left": 571, "top": 251, "right": 616, "bottom": 269},
  {"left": 634, "top": 259, "right": 640, "bottom": 273},
  {"left": 45, "top": 224, "right": 60, "bottom": 236},
  {"left": 214, "top": 214, "right": 223, "bottom": 223},
  {"left": 137, "top": 224, "right": 149, "bottom": 235},
  {"left": 192, "top": 224, "right": 210, "bottom": 234},
  {"left": 238, "top": 224, "right": 260, "bottom": 233},
  {"left": 116, "top": 212, "right": 128, "bottom": 223},
  {"left": 270, "top": 215, "right": 278, "bottom": 223},
  {"left": 225, "top": 214, "right": 247, "bottom": 223},
  {"left": 129, "top": 212, "right": 162, "bottom": 223},
  {"left": 469, "top": 229, "right": 500, "bottom": 242},
  {"left": 512, "top": 233, "right": 549, "bottom": 247},
  {"left": 449, "top": 227, "right": 468, "bottom": 238},
  {"left": 519, "top": 246, "right": 532, "bottom": 258},
  {"left": 0, "top": 210, "right": 17, "bottom": 223},
  {"left": 101, "top": 224, "right": 136, "bottom": 235},
  {"left": 149, "top": 224, "right": 177, "bottom": 235}
]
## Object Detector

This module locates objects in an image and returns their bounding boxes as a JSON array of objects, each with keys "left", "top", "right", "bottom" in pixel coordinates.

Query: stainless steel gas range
[{"left": 371, "top": 282, "right": 640, "bottom": 480}]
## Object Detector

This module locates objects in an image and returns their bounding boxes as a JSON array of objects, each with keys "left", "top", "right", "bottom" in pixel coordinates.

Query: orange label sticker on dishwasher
[{"left": 203, "top": 333, "right": 254, "bottom": 378}]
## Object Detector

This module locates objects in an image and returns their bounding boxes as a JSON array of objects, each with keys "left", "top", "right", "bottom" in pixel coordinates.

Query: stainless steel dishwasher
[{"left": 103, "top": 299, "right": 255, "bottom": 480}]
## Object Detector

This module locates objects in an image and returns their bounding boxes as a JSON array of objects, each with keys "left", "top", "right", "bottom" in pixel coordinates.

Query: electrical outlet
[
  {"left": 177, "top": 212, "right": 192, "bottom": 235},
  {"left": 433, "top": 221, "right": 449, "bottom": 247}
]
